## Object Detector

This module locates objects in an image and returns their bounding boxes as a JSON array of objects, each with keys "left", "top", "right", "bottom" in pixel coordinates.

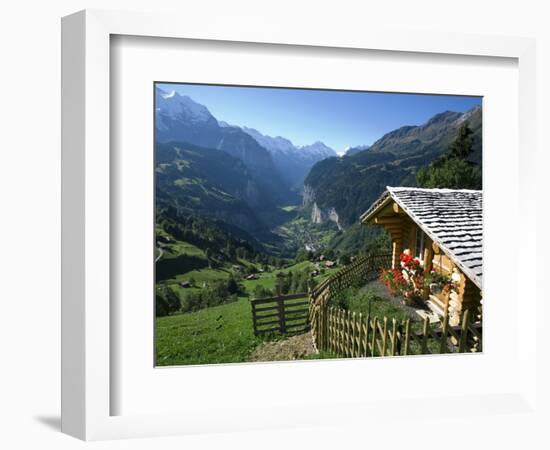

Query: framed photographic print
[
  {"left": 62, "top": 9, "right": 538, "bottom": 441},
  {"left": 153, "top": 82, "right": 483, "bottom": 367}
]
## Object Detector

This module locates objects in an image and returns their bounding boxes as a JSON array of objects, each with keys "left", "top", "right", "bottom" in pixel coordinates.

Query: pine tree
[
  {"left": 448, "top": 124, "right": 473, "bottom": 159},
  {"left": 416, "top": 123, "right": 481, "bottom": 189}
]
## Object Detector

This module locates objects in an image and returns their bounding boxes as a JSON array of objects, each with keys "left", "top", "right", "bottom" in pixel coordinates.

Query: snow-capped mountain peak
[
  {"left": 298, "top": 141, "right": 337, "bottom": 158},
  {"left": 156, "top": 87, "right": 214, "bottom": 124},
  {"left": 242, "top": 127, "right": 296, "bottom": 154},
  {"left": 457, "top": 105, "right": 481, "bottom": 124},
  {"left": 161, "top": 89, "right": 177, "bottom": 99}
]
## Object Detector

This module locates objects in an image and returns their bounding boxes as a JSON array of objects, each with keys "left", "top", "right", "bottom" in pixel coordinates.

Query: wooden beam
[
  {"left": 384, "top": 227, "right": 404, "bottom": 234},
  {"left": 375, "top": 216, "right": 403, "bottom": 224},
  {"left": 392, "top": 240, "right": 403, "bottom": 268},
  {"left": 423, "top": 238, "right": 433, "bottom": 270}
]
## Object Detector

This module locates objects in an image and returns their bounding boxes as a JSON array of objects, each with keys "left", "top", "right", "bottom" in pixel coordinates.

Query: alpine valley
[{"left": 155, "top": 86, "right": 482, "bottom": 259}]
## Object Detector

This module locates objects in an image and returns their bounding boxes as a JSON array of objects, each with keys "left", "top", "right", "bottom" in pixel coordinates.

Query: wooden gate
[{"left": 251, "top": 293, "right": 310, "bottom": 336}]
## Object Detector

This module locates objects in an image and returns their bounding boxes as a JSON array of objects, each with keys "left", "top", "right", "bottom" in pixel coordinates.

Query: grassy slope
[
  {"left": 156, "top": 296, "right": 262, "bottom": 366},
  {"left": 155, "top": 231, "right": 340, "bottom": 365},
  {"left": 158, "top": 230, "right": 337, "bottom": 298},
  {"left": 156, "top": 295, "right": 312, "bottom": 366},
  {"left": 157, "top": 235, "right": 230, "bottom": 297},
  {"left": 244, "top": 260, "right": 338, "bottom": 295}
]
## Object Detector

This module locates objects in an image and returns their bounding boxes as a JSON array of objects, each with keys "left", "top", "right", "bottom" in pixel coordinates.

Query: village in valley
[{"left": 154, "top": 84, "right": 483, "bottom": 366}]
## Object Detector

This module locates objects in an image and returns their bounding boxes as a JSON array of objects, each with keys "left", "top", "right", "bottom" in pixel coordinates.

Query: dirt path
[
  {"left": 155, "top": 246, "right": 164, "bottom": 263},
  {"left": 248, "top": 333, "right": 316, "bottom": 362}
]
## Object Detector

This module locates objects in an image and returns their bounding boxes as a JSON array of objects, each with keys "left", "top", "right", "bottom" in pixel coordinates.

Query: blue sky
[{"left": 157, "top": 82, "right": 481, "bottom": 154}]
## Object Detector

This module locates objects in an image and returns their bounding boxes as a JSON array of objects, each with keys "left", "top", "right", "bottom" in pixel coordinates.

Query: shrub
[
  {"left": 379, "top": 251, "right": 423, "bottom": 303},
  {"left": 253, "top": 285, "right": 273, "bottom": 299},
  {"left": 156, "top": 285, "right": 182, "bottom": 316},
  {"left": 379, "top": 268, "right": 408, "bottom": 296},
  {"left": 181, "top": 279, "right": 241, "bottom": 313}
]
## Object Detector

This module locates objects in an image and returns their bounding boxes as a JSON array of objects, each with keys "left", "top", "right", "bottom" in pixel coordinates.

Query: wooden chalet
[{"left": 361, "top": 187, "right": 483, "bottom": 326}]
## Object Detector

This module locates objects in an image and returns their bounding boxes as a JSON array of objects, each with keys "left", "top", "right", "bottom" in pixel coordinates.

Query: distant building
[{"left": 180, "top": 281, "right": 191, "bottom": 288}]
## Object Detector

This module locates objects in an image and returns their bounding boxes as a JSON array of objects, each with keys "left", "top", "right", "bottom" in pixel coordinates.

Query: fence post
[
  {"left": 381, "top": 317, "right": 389, "bottom": 356},
  {"left": 363, "top": 314, "right": 370, "bottom": 357},
  {"left": 421, "top": 317, "right": 429, "bottom": 354},
  {"left": 371, "top": 317, "right": 377, "bottom": 357},
  {"left": 458, "top": 309, "right": 470, "bottom": 353},
  {"left": 326, "top": 307, "right": 331, "bottom": 353},
  {"left": 439, "top": 312, "right": 449, "bottom": 354},
  {"left": 390, "top": 318, "right": 398, "bottom": 355},
  {"left": 251, "top": 301, "right": 258, "bottom": 336},
  {"left": 343, "top": 310, "right": 349, "bottom": 357},
  {"left": 331, "top": 308, "right": 336, "bottom": 355},
  {"left": 358, "top": 313, "right": 363, "bottom": 357},
  {"left": 335, "top": 309, "right": 341, "bottom": 356},
  {"left": 396, "top": 321, "right": 403, "bottom": 355},
  {"left": 278, "top": 297, "right": 286, "bottom": 334},
  {"left": 340, "top": 308, "right": 345, "bottom": 356},
  {"left": 348, "top": 310, "right": 353, "bottom": 357},
  {"left": 404, "top": 318, "right": 411, "bottom": 355},
  {"left": 319, "top": 304, "right": 326, "bottom": 350},
  {"left": 351, "top": 312, "right": 357, "bottom": 357},
  {"left": 324, "top": 305, "right": 328, "bottom": 351}
]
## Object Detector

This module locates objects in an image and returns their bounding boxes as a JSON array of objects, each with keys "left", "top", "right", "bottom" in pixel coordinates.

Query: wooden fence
[
  {"left": 313, "top": 306, "right": 482, "bottom": 356},
  {"left": 251, "top": 293, "right": 309, "bottom": 336},
  {"left": 309, "top": 252, "right": 482, "bottom": 356},
  {"left": 309, "top": 253, "right": 392, "bottom": 320}
]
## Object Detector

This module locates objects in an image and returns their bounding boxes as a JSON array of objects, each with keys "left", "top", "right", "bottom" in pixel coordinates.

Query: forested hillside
[{"left": 303, "top": 106, "right": 482, "bottom": 229}]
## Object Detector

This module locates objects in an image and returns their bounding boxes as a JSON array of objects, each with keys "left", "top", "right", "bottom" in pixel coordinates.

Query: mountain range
[
  {"left": 156, "top": 88, "right": 291, "bottom": 204},
  {"left": 303, "top": 106, "right": 482, "bottom": 229},
  {"left": 156, "top": 87, "right": 337, "bottom": 195},
  {"left": 240, "top": 127, "right": 337, "bottom": 189},
  {"left": 155, "top": 86, "right": 481, "bottom": 257},
  {"left": 345, "top": 144, "right": 370, "bottom": 156}
]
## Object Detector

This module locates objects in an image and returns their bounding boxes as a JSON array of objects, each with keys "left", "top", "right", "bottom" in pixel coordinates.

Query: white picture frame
[{"left": 61, "top": 9, "right": 538, "bottom": 441}]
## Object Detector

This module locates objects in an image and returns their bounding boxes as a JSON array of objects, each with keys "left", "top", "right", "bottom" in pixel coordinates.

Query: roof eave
[
  {"left": 388, "top": 190, "right": 483, "bottom": 290},
  {"left": 359, "top": 190, "right": 392, "bottom": 224}
]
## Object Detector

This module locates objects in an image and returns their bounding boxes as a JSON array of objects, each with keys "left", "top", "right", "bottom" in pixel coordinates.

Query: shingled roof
[{"left": 361, "top": 187, "right": 483, "bottom": 289}]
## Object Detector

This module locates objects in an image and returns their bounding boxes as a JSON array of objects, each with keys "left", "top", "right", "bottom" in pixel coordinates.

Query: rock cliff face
[
  {"left": 302, "top": 184, "right": 316, "bottom": 207},
  {"left": 328, "top": 207, "right": 343, "bottom": 231},
  {"left": 304, "top": 184, "right": 343, "bottom": 230},
  {"left": 243, "top": 179, "right": 260, "bottom": 207},
  {"left": 310, "top": 202, "right": 323, "bottom": 223}
]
